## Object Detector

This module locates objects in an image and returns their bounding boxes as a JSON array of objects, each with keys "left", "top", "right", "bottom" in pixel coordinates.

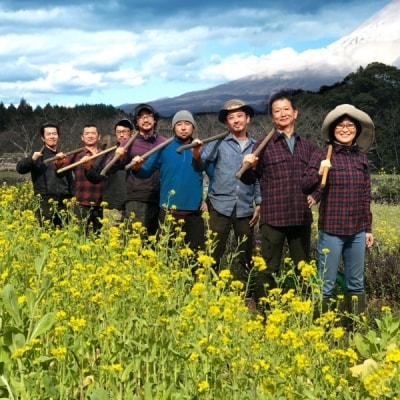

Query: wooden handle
[
  {"left": 235, "top": 127, "right": 275, "bottom": 179},
  {"left": 43, "top": 136, "right": 112, "bottom": 165},
  {"left": 44, "top": 147, "right": 85, "bottom": 164},
  {"left": 56, "top": 146, "right": 117, "bottom": 173},
  {"left": 100, "top": 132, "right": 139, "bottom": 176},
  {"left": 125, "top": 137, "right": 174, "bottom": 170},
  {"left": 176, "top": 131, "right": 228, "bottom": 154},
  {"left": 320, "top": 144, "right": 333, "bottom": 189}
]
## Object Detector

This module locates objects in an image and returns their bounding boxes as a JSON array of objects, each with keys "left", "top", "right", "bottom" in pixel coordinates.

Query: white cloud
[{"left": 0, "top": 0, "right": 393, "bottom": 107}]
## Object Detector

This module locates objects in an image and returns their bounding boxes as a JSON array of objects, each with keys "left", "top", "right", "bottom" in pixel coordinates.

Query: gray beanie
[{"left": 172, "top": 110, "right": 196, "bottom": 129}]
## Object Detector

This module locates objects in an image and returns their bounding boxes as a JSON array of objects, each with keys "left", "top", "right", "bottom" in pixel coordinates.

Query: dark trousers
[
  {"left": 254, "top": 223, "right": 311, "bottom": 301},
  {"left": 159, "top": 209, "right": 205, "bottom": 251},
  {"left": 38, "top": 197, "right": 70, "bottom": 227},
  {"left": 125, "top": 200, "right": 159, "bottom": 235},
  {"left": 73, "top": 204, "right": 103, "bottom": 235},
  {"left": 208, "top": 204, "right": 254, "bottom": 295}
]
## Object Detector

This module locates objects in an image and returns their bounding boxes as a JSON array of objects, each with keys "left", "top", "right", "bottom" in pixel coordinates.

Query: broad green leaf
[
  {"left": 1, "top": 285, "right": 22, "bottom": 327},
  {"left": 28, "top": 312, "right": 56, "bottom": 342},
  {"left": 88, "top": 387, "right": 110, "bottom": 400}
]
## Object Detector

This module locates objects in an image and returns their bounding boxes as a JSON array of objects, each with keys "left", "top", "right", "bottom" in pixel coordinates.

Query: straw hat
[{"left": 321, "top": 104, "right": 375, "bottom": 152}]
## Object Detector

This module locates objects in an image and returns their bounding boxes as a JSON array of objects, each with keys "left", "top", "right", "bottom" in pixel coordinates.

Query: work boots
[{"left": 343, "top": 292, "right": 366, "bottom": 331}]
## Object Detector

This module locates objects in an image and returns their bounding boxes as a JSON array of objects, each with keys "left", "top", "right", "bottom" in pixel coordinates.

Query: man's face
[
  {"left": 174, "top": 121, "right": 194, "bottom": 141},
  {"left": 225, "top": 110, "right": 249, "bottom": 135},
  {"left": 81, "top": 126, "right": 100, "bottom": 146},
  {"left": 270, "top": 98, "right": 298, "bottom": 131},
  {"left": 136, "top": 110, "right": 155, "bottom": 134},
  {"left": 115, "top": 125, "right": 132, "bottom": 143},
  {"left": 42, "top": 127, "right": 59, "bottom": 150}
]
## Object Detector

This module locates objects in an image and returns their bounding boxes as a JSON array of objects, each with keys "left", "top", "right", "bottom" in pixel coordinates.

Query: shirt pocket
[{"left": 263, "top": 156, "right": 289, "bottom": 181}]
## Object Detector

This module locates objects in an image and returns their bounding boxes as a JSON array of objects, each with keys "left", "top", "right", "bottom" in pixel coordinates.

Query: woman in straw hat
[{"left": 302, "top": 104, "right": 374, "bottom": 325}]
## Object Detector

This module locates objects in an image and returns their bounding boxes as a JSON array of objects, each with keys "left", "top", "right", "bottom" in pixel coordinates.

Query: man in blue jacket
[{"left": 130, "top": 110, "right": 207, "bottom": 251}]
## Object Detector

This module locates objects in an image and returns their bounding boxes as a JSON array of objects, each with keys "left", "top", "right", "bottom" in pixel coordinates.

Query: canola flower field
[{"left": 1, "top": 182, "right": 400, "bottom": 399}]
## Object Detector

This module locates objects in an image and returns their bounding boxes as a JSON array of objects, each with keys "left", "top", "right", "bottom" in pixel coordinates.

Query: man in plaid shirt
[
  {"left": 56, "top": 123, "right": 104, "bottom": 234},
  {"left": 241, "top": 90, "right": 318, "bottom": 305}
]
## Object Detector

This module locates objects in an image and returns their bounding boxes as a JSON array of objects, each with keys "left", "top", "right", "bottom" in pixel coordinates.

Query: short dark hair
[
  {"left": 40, "top": 122, "right": 59, "bottom": 137},
  {"left": 82, "top": 123, "right": 98, "bottom": 131},
  {"left": 267, "top": 90, "right": 297, "bottom": 115},
  {"left": 114, "top": 118, "right": 134, "bottom": 131}
]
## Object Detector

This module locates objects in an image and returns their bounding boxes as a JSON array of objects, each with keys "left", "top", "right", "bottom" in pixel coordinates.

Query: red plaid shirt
[
  {"left": 243, "top": 130, "right": 317, "bottom": 227},
  {"left": 65, "top": 148, "right": 104, "bottom": 206},
  {"left": 302, "top": 144, "right": 372, "bottom": 235}
]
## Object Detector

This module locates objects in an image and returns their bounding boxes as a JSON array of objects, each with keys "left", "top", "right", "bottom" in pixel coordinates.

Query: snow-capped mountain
[
  {"left": 119, "top": 0, "right": 400, "bottom": 116},
  {"left": 326, "top": 0, "right": 400, "bottom": 70}
]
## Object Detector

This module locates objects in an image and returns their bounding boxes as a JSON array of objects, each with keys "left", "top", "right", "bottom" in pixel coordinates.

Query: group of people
[{"left": 16, "top": 90, "right": 375, "bottom": 320}]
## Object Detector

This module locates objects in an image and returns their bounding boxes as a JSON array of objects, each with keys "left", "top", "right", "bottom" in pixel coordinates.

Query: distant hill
[{"left": 118, "top": 0, "right": 400, "bottom": 117}]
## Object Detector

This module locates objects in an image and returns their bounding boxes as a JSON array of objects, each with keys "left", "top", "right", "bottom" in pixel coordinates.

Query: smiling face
[
  {"left": 270, "top": 98, "right": 298, "bottom": 133},
  {"left": 333, "top": 117, "right": 358, "bottom": 146},
  {"left": 41, "top": 126, "right": 59, "bottom": 151},
  {"left": 224, "top": 110, "right": 250, "bottom": 137},
  {"left": 136, "top": 110, "right": 156, "bottom": 135},
  {"left": 81, "top": 126, "right": 100, "bottom": 147}
]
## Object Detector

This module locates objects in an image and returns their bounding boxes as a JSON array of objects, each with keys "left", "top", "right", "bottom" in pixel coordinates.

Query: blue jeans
[{"left": 317, "top": 230, "right": 366, "bottom": 298}]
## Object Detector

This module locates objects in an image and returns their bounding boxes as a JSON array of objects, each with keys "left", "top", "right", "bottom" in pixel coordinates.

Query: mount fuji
[{"left": 120, "top": 0, "right": 400, "bottom": 116}]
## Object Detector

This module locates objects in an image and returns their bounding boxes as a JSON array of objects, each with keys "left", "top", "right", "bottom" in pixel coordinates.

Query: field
[{"left": 1, "top": 181, "right": 400, "bottom": 399}]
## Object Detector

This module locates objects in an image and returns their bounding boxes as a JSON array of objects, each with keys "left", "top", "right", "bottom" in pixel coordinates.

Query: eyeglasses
[
  {"left": 137, "top": 113, "right": 154, "bottom": 121},
  {"left": 335, "top": 123, "right": 356, "bottom": 131},
  {"left": 115, "top": 129, "right": 131, "bottom": 134}
]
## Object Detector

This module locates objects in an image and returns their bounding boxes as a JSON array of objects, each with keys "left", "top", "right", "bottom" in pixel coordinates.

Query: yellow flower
[
  {"left": 197, "top": 380, "right": 209, "bottom": 393},
  {"left": 252, "top": 255, "right": 267, "bottom": 271},
  {"left": 51, "top": 346, "right": 67, "bottom": 360},
  {"left": 68, "top": 316, "right": 87, "bottom": 332}
]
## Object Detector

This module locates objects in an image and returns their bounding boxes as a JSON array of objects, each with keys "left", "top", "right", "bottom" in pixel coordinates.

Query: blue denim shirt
[{"left": 192, "top": 132, "right": 261, "bottom": 218}]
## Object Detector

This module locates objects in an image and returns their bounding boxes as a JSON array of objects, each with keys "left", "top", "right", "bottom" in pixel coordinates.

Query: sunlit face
[
  {"left": 225, "top": 110, "right": 249, "bottom": 135},
  {"left": 136, "top": 111, "right": 155, "bottom": 134},
  {"left": 115, "top": 125, "right": 132, "bottom": 143},
  {"left": 174, "top": 120, "right": 194, "bottom": 142},
  {"left": 334, "top": 117, "right": 358, "bottom": 146},
  {"left": 81, "top": 126, "right": 100, "bottom": 146},
  {"left": 270, "top": 98, "right": 298, "bottom": 131},
  {"left": 41, "top": 127, "right": 59, "bottom": 150}
]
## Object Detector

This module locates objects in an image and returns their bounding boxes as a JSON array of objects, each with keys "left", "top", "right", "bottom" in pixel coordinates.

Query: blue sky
[{"left": 0, "top": 0, "right": 391, "bottom": 108}]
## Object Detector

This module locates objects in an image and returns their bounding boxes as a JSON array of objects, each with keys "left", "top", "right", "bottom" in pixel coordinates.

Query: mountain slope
[{"left": 119, "top": 0, "right": 400, "bottom": 116}]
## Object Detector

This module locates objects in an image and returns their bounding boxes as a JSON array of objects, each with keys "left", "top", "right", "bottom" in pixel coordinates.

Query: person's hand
[
  {"left": 81, "top": 156, "right": 92, "bottom": 170},
  {"left": 243, "top": 153, "right": 258, "bottom": 168},
  {"left": 366, "top": 233, "right": 374, "bottom": 248},
  {"left": 32, "top": 151, "right": 43, "bottom": 161},
  {"left": 200, "top": 200, "right": 208, "bottom": 212},
  {"left": 131, "top": 155, "right": 144, "bottom": 171},
  {"left": 318, "top": 159, "right": 331, "bottom": 176},
  {"left": 54, "top": 153, "right": 65, "bottom": 169},
  {"left": 115, "top": 147, "right": 127, "bottom": 157},
  {"left": 307, "top": 195, "right": 316, "bottom": 208},
  {"left": 191, "top": 139, "right": 203, "bottom": 160},
  {"left": 249, "top": 205, "right": 260, "bottom": 227}
]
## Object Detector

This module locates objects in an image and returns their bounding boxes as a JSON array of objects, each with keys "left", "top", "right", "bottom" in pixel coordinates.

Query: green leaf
[
  {"left": 88, "top": 387, "right": 110, "bottom": 400},
  {"left": 1, "top": 285, "right": 22, "bottom": 327},
  {"left": 28, "top": 312, "right": 56, "bottom": 342},
  {"left": 353, "top": 332, "right": 374, "bottom": 358},
  {"left": 144, "top": 381, "right": 153, "bottom": 400}
]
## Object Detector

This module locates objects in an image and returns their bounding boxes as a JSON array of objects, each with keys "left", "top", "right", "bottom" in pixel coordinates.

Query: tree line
[{"left": 1, "top": 62, "right": 399, "bottom": 172}]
